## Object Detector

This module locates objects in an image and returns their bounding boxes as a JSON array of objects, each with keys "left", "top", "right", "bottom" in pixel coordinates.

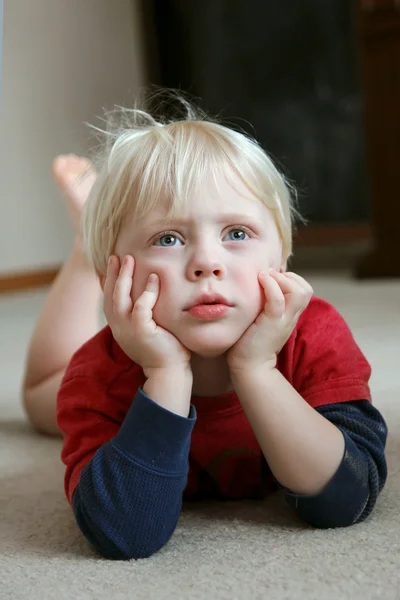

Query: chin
[
  {"left": 182, "top": 333, "right": 242, "bottom": 358},
  {"left": 191, "top": 346, "right": 228, "bottom": 358}
]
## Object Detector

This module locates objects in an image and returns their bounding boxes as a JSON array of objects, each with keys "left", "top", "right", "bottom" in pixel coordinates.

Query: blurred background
[{"left": 0, "top": 0, "right": 399, "bottom": 292}]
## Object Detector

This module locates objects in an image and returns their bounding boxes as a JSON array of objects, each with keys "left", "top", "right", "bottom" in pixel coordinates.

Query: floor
[{"left": 1, "top": 271, "right": 399, "bottom": 600}]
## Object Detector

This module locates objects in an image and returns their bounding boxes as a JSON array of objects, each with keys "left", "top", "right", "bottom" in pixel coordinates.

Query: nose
[{"left": 187, "top": 248, "right": 225, "bottom": 280}]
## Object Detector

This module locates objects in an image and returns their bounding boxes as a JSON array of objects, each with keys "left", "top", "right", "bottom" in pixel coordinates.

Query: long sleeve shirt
[
  {"left": 71, "top": 389, "right": 387, "bottom": 560},
  {"left": 58, "top": 296, "right": 388, "bottom": 560}
]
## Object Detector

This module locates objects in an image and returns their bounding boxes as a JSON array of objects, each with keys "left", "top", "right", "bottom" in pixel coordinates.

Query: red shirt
[{"left": 57, "top": 296, "right": 371, "bottom": 505}]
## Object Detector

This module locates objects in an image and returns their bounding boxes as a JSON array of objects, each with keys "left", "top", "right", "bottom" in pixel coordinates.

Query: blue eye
[
  {"left": 154, "top": 234, "right": 182, "bottom": 247},
  {"left": 226, "top": 229, "right": 249, "bottom": 241}
]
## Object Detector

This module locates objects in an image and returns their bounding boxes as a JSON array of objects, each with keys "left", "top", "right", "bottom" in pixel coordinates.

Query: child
[{"left": 27, "top": 100, "right": 388, "bottom": 561}]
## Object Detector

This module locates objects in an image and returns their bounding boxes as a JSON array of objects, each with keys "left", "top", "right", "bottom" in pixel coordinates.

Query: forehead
[{"left": 139, "top": 172, "right": 273, "bottom": 228}]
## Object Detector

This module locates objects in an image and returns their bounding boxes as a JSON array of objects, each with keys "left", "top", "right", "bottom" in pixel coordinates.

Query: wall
[{"left": 0, "top": 0, "right": 146, "bottom": 275}]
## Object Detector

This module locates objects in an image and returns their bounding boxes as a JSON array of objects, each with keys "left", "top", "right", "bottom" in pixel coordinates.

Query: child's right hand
[{"left": 103, "top": 255, "right": 192, "bottom": 378}]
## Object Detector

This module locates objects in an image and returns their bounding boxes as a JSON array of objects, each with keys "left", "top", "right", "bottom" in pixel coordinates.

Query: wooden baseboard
[{"left": 0, "top": 266, "right": 61, "bottom": 294}]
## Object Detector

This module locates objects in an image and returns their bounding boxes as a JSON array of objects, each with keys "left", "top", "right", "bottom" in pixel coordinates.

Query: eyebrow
[{"left": 144, "top": 213, "right": 258, "bottom": 229}]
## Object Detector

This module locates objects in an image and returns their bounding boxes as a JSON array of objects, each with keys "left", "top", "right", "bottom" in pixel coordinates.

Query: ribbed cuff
[{"left": 113, "top": 387, "right": 196, "bottom": 473}]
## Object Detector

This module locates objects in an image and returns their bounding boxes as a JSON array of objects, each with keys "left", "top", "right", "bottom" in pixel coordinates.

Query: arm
[
  {"left": 72, "top": 386, "right": 196, "bottom": 560},
  {"left": 284, "top": 399, "right": 387, "bottom": 528},
  {"left": 58, "top": 360, "right": 194, "bottom": 560},
  {"left": 232, "top": 367, "right": 346, "bottom": 495},
  {"left": 231, "top": 367, "right": 387, "bottom": 527},
  {"left": 60, "top": 253, "right": 197, "bottom": 558}
]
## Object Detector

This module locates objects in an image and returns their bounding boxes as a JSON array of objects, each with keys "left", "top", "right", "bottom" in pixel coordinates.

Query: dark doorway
[{"left": 144, "top": 0, "right": 369, "bottom": 226}]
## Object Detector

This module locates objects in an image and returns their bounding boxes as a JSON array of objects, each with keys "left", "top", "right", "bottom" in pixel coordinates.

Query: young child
[{"left": 24, "top": 101, "right": 387, "bottom": 561}]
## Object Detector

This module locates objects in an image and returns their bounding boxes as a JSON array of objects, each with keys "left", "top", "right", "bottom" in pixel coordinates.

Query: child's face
[{"left": 115, "top": 173, "right": 285, "bottom": 357}]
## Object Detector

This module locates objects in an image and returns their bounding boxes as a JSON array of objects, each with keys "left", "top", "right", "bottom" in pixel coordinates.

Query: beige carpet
[{"left": 1, "top": 272, "right": 400, "bottom": 600}]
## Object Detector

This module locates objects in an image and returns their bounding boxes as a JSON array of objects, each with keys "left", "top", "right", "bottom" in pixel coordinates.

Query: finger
[
  {"left": 283, "top": 271, "right": 314, "bottom": 295},
  {"left": 269, "top": 268, "right": 304, "bottom": 297},
  {"left": 269, "top": 269, "right": 312, "bottom": 313},
  {"left": 103, "top": 256, "right": 120, "bottom": 321},
  {"left": 259, "top": 271, "right": 285, "bottom": 318},
  {"left": 113, "top": 255, "right": 135, "bottom": 315},
  {"left": 282, "top": 271, "right": 314, "bottom": 310},
  {"left": 132, "top": 273, "right": 160, "bottom": 328}
]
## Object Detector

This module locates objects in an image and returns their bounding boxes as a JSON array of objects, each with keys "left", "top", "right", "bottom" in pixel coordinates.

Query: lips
[{"left": 185, "top": 293, "right": 231, "bottom": 310}]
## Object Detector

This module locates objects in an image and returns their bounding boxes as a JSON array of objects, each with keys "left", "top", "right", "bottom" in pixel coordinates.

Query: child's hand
[
  {"left": 226, "top": 268, "right": 313, "bottom": 374},
  {"left": 103, "top": 255, "right": 191, "bottom": 377}
]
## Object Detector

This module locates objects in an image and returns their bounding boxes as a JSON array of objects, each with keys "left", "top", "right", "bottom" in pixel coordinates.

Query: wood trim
[
  {"left": 354, "top": 2, "right": 400, "bottom": 278},
  {"left": 359, "top": 1, "right": 400, "bottom": 37},
  {"left": 0, "top": 266, "right": 60, "bottom": 294},
  {"left": 293, "top": 223, "right": 372, "bottom": 246}
]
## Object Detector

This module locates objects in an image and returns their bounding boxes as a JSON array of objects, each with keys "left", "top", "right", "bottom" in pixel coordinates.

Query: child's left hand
[{"left": 226, "top": 268, "right": 313, "bottom": 374}]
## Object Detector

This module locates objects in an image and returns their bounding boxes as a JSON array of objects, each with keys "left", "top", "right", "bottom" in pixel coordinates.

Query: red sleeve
[
  {"left": 56, "top": 327, "right": 143, "bottom": 504},
  {"left": 290, "top": 297, "right": 372, "bottom": 409}
]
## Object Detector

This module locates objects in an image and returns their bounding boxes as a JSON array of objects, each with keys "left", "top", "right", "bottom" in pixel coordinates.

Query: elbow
[
  {"left": 100, "top": 542, "right": 168, "bottom": 561},
  {"left": 80, "top": 523, "right": 174, "bottom": 561},
  {"left": 284, "top": 487, "right": 377, "bottom": 529},
  {"left": 285, "top": 432, "right": 387, "bottom": 529},
  {"left": 73, "top": 496, "right": 177, "bottom": 560},
  {"left": 293, "top": 501, "right": 368, "bottom": 529},
  {"left": 70, "top": 438, "right": 188, "bottom": 560}
]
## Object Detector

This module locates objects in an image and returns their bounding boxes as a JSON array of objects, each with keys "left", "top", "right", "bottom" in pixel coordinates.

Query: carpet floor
[{"left": 1, "top": 272, "right": 399, "bottom": 600}]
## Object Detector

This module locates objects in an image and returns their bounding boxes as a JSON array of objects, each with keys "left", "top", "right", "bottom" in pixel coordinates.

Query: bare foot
[{"left": 52, "top": 154, "right": 97, "bottom": 235}]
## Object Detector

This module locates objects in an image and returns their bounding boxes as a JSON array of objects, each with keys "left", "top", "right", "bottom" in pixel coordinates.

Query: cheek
[
  {"left": 130, "top": 263, "right": 150, "bottom": 303},
  {"left": 131, "top": 260, "right": 176, "bottom": 309},
  {"left": 236, "top": 269, "right": 264, "bottom": 315}
]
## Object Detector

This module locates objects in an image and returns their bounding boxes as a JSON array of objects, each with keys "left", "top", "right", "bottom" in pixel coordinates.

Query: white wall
[{"left": 0, "top": 0, "right": 147, "bottom": 275}]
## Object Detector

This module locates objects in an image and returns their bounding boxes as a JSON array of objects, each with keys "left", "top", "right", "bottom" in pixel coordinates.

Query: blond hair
[{"left": 82, "top": 95, "right": 301, "bottom": 275}]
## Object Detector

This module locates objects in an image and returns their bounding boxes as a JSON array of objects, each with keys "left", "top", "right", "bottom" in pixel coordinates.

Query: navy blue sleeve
[
  {"left": 72, "top": 387, "right": 196, "bottom": 560},
  {"left": 282, "top": 400, "right": 388, "bottom": 528}
]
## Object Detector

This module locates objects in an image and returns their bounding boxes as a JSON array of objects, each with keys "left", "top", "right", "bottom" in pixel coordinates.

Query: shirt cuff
[{"left": 113, "top": 387, "right": 196, "bottom": 473}]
